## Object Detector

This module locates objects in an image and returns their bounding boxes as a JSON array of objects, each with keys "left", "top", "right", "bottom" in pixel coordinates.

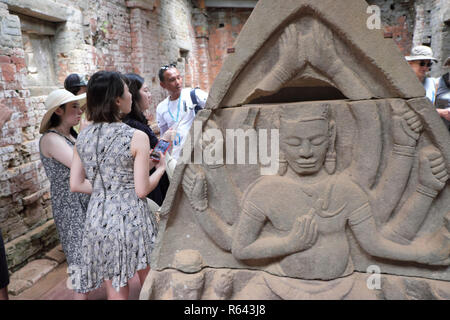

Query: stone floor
[{"left": 8, "top": 245, "right": 142, "bottom": 300}]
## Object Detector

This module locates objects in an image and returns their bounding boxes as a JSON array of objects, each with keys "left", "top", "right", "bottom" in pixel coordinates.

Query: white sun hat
[
  {"left": 39, "top": 89, "right": 86, "bottom": 134},
  {"left": 405, "top": 45, "right": 438, "bottom": 62}
]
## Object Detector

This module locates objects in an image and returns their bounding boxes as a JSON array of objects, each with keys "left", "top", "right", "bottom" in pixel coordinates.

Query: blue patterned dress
[{"left": 75, "top": 122, "right": 158, "bottom": 293}]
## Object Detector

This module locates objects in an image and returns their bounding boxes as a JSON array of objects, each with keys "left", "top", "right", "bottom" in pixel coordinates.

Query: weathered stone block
[
  {"left": 5, "top": 220, "right": 58, "bottom": 270},
  {"left": 144, "top": 0, "right": 450, "bottom": 300},
  {"left": 9, "top": 259, "right": 58, "bottom": 295},
  {"left": 44, "top": 244, "right": 66, "bottom": 264}
]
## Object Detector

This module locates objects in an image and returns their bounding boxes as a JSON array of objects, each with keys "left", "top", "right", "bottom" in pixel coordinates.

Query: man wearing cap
[
  {"left": 406, "top": 46, "right": 450, "bottom": 126},
  {"left": 64, "top": 74, "right": 90, "bottom": 133},
  {"left": 64, "top": 73, "right": 89, "bottom": 96}
]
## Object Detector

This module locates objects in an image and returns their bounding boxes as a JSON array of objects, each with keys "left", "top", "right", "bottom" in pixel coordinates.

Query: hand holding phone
[{"left": 150, "top": 139, "right": 171, "bottom": 162}]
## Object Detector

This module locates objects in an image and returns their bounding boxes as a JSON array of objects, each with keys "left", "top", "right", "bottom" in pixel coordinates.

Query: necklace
[{"left": 53, "top": 128, "right": 75, "bottom": 143}]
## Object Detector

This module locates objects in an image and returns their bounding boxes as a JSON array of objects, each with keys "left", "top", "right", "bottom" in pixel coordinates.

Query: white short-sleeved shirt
[
  {"left": 156, "top": 88, "right": 207, "bottom": 159},
  {"left": 424, "top": 77, "right": 438, "bottom": 104}
]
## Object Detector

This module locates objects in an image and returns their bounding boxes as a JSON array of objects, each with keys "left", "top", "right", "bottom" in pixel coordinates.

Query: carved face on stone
[{"left": 281, "top": 117, "right": 329, "bottom": 175}]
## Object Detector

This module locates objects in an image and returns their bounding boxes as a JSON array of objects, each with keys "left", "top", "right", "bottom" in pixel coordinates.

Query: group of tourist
[
  {"left": 0, "top": 65, "right": 207, "bottom": 300},
  {"left": 406, "top": 45, "right": 450, "bottom": 129},
  {"left": 44, "top": 67, "right": 205, "bottom": 299}
]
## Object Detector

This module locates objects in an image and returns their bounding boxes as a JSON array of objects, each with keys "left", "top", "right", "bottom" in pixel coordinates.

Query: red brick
[
  {"left": 1, "top": 63, "right": 16, "bottom": 82},
  {"left": 10, "top": 56, "right": 26, "bottom": 71},
  {"left": 0, "top": 56, "right": 11, "bottom": 63}
]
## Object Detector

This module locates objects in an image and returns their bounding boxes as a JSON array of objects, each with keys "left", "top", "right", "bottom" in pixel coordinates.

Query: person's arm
[
  {"left": 156, "top": 105, "right": 169, "bottom": 136},
  {"left": 436, "top": 108, "right": 450, "bottom": 121},
  {"left": 131, "top": 130, "right": 166, "bottom": 198},
  {"left": 41, "top": 133, "right": 75, "bottom": 168},
  {"left": 69, "top": 146, "right": 92, "bottom": 194}
]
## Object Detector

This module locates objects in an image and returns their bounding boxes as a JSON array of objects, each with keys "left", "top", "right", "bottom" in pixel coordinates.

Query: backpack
[{"left": 190, "top": 88, "right": 203, "bottom": 115}]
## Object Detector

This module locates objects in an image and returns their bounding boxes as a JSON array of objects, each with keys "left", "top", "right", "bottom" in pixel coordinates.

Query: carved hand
[
  {"left": 279, "top": 23, "right": 299, "bottom": 70},
  {"left": 392, "top": 109, "right": 422, "bottom": 147},
  {"left": 306, "top": 18, "right": 342, "bottom": 75},
  {"left": 285, "top": 213, "right": 318, "bottom": 253},
  {"left": 418, "top": 146, "right": 448, "bottom": 193},
  {"left": 202, "top": 121, "right": 224, "bottom": 168},
  {"left": 416, "top": 229, "right": 450, "bottom": 266},
  {"left": 182, "top": 165, "right": 208, "bottom": 212}
]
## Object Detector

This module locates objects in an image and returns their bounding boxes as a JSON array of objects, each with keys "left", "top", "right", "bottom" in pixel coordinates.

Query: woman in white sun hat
[
  {"left": 405, "top": 45, "right": 439, "bottom": 104},
  {"left": 39, "top": 88, "right": 91, "bottom": 299}
]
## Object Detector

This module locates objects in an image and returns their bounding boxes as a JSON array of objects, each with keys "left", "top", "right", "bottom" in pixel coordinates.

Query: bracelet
[
  {"left": 416, "top": 184, "right": 438, "bottom": 198},
  {"left": 273, "top": 66, "right": 292, "bottom": 83},
  {"left": 392, "top": 144, "right": 415, "bottom": 157}
]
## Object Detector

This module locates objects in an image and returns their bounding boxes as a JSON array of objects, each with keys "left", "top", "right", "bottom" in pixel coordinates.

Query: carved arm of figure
[
  {"left": 255, "top": 23, "right": 302, "bottom": 94},
  {"left": 305, "top": 19, "right": 372, "bottom": 99},
  {"left": 351, "top": 212, "right": 450, "bottom": 266},
  {"left": 182, "top": 165, "right": 238, "bottom": 252},
  {"left": 372, "top": 107, "right": 423, "bottom": 224},
  {"left": 382, "top": 146, "right": 448, "bottom": 243},
  {"left": 231, "top": 205, "right": 318, "bottom": 261}
]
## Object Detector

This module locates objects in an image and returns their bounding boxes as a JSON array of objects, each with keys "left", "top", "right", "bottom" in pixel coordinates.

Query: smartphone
[{"left": 150, "top": 139, "right": 171, "bottom": 161}]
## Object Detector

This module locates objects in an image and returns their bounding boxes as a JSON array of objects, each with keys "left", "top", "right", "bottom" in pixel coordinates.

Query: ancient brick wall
[
  {"left": 206, "top": 8, "right": 252, "bottom": 87},
  {"left": 0, "top": 0, "right": 207, "bottom": 273},
  {"left": 0, "top": 2, "right": 56, "bottom": 273},
  {"left": 368, "top": 0, "right": 450, "bottom": 77}
]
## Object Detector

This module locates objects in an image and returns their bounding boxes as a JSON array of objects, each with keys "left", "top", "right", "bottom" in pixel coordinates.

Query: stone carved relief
[
  {"left": 143, "top": 0, "right": 450, "bottom": 300},
  {"left": 249, "top": 19, "right": 372, "bottom": 101},
  {"left": 221, "top": 13, "right": 407, "bottom": 107},
  {"left": 182, "top": 102, "right": 450, "bottom": 282}
]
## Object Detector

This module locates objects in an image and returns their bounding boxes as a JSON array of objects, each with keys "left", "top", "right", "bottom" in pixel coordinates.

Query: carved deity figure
[
  {"left": 146, "top": 1, "right": 450, "bottom": 300},
  {"left": 183, "top": 103, "right": 450, "bottom": 280}
]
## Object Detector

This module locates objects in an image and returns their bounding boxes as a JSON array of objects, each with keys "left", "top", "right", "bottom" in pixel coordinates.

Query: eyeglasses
[
  {"left": 418, "top": 61, "right": 433, "bottom": 68},
  {"left": 160, "top": 63, "right": 177, "bottom": 70}
]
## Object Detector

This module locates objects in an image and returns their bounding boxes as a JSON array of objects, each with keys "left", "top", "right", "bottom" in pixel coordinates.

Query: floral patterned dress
[
  {"left": 74, "top": 122, "right": 158, "bottom": 293},
  {"left": 40, "top": 130, "right": 90, "bottom": 293}
]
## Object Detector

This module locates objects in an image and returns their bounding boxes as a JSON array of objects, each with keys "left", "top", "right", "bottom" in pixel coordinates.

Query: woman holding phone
[
  {"left": 70, "top": 71, "right": 166, "bottom": 299},
  {"left": 123, "top": 73, "right": 170, "bottom": 206}
]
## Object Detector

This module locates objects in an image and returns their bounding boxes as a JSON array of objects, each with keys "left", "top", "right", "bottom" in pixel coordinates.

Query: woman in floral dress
[{"left": 70, "top": 71, "right": 166, "bottom": 299}]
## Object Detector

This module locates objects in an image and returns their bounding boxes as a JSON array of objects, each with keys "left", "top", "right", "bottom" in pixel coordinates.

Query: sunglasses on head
[
  {"left": 160, "top": 63, "right": 177, "bottom": 70},
  {"left": 418, "top": 60, "right": 433, "bottom": 67}
]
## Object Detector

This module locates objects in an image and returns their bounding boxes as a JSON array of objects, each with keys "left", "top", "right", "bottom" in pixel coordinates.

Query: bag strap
[
  {"left": 190, "top": 88, "right": 203, "bottom": 115},
  {"left": 91, "top": 124, "right": 121, "bottom": 188}
]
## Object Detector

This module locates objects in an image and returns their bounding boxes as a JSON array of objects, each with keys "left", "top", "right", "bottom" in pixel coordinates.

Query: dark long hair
[
  {"left": 48, "top": 104, "right": 78, "bottom": 138},
  {"left": 86, "top": 71, "right": 128, "bottom": 123},
  {"left": 123, "top": 73, "right": 147, "bottom": 124}
]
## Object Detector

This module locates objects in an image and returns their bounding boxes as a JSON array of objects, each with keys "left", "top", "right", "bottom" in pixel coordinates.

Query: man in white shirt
[{"left": 156, "top": 64, "right": 208, "bottom": 159}]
